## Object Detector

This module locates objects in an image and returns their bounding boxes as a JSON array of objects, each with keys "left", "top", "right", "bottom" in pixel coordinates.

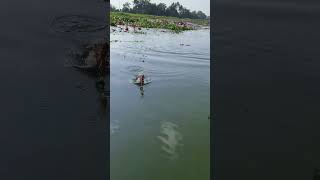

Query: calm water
[
  {"left": 214, "top": 1, "right": 320, "bottom": 179},
  {"left": 110, "top": 28, "right": 210, "bottom": 180},
  {"left": 0, "top": 1, "right": 108, "bottom": 179}
]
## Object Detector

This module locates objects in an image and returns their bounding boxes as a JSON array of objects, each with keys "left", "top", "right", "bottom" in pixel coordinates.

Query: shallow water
[{"left": 110, "top": 28, "right": 210, "bottom": 180}]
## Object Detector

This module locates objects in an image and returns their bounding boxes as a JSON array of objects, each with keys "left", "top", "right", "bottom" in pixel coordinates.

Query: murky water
[
  {"left": 0, "top": 0, "right": 108, "bottom": 179},
  {"left": 214, "top": 1, "right": 320, "bottom": 179},
  {"left": 110, "top": 28, "right": 210, "bottom": 180}
]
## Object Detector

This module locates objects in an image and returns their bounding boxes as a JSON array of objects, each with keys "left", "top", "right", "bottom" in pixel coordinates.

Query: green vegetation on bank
[
  {"left": 111, "top": 0, "right": 209, "bottom": 20},
  {"left": 111, "top": 12, "right": 209, "bottom": 32}
]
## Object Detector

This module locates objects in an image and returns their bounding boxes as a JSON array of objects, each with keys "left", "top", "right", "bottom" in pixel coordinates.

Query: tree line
[{"left": 111, "top": 0, "right": 208, "bottom": 19}]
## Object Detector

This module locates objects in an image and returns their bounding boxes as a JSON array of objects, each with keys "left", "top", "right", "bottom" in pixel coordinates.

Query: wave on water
[
  {"left": 50, "top": 15, "right": 107, "bottom": 34},
  {"left": 120, "top": 65, "right": 186, "bottom": 81},
  {"left": 111, "top": 29, "right": 210, "bottom": 85}
]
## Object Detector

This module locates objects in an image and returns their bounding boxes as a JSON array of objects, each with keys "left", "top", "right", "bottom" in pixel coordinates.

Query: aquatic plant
[{"left": 110, "top": 12, "right": 208, "bottom": 32}]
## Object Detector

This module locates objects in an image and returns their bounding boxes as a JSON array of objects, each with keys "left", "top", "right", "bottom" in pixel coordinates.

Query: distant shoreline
[{"left": 111, "top": 12, "right": 210, "bottom": 32}]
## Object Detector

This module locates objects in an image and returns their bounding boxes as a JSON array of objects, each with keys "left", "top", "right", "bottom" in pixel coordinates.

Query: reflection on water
[
  {"left": 139, "top": 86, "right": 144, "bottom": 97},
  {"left": 158, "top": 121, "right": 183, "bottom": 159},
  {"left": 111, "top": 119, "right": 120, "bottom": 135},
  {"left": 215, "top": 1, "right": 320, "bottom": 179},
  {"left": 111, "top": 28, "right": 210, "bottom": 180},
  {"left": 51, "top": 16, "right": 109, "bottom": 126},
  {"left": 0, "top": 0, "right": 108, "bottom": 178},
  {"left": 50, "top": 15, "right": 107, "bottom": 34}
]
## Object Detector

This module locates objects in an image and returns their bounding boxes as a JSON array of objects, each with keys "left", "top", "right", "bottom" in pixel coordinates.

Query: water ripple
[{"left": 50, "top": 15, "right": 107, "bottom": 34}]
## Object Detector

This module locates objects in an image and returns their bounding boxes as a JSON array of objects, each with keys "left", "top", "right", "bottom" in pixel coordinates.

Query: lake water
[
  {"left": 110, "top": 28, "right": 210, "bottom": 180},
  {"left": 0, "top": 0, "right": 108, "bottom": 179},
  {"left": 214, "top": 1, "right": 320, "bottom": 179}
]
